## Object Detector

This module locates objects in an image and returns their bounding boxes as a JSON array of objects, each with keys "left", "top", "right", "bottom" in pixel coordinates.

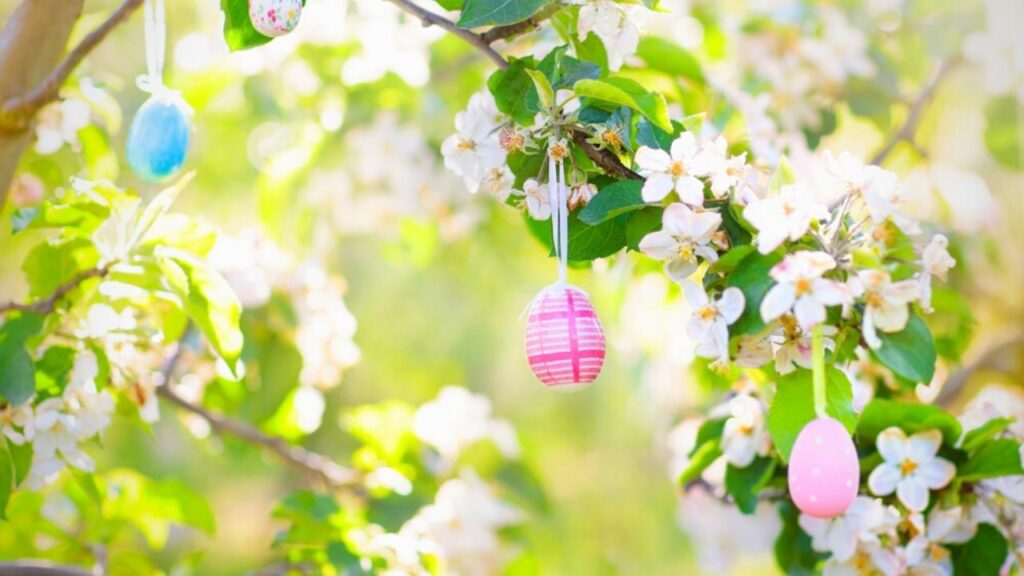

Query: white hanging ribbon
[
  {"left": 136, "top": 0, "right": 178, "bottom": 99},
  {"left": 547, "top": 140, "right": 569, "bottom": 286}
]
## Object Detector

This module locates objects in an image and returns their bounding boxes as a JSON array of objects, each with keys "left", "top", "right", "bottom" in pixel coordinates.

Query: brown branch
[
  {"left": 383, "top": 0, "right": 508, "bottom": 69},
  {"left": 870, "top": 59, "right": 957, "bottom": 166},
  {"left": 0, "top": 265, "right": 111, "bottom": 317},
  {"left": 156, "top": 340, "right": 363, "bottom": 491},
  {"left": 479, "top": 4, "right": 562, "bottom": 44},
  {"left": 937, "top": 333, "right": 1024, "bottom": 407},
  {"left": 0, "top": 0, "right": 144, "bottom": 130},
  {"left": 0, "top": 562, "right": 91, "bottom": 576},
  {"left": 383, "top": 0, "right": 640, "bottom": 181}
]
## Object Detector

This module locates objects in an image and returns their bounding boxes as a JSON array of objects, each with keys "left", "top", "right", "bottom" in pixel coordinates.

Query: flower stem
[{"left": 812, "top": 323, "right": 827, "bottom": 419}]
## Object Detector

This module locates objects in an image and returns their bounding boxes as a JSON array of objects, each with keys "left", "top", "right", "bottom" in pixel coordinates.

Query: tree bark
[{"left": 0, "top": 0, "right": 85, "bottom": 207}]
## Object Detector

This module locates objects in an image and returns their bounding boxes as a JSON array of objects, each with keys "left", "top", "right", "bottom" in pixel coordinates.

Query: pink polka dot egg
[
  {"left": 248, "top": 0, "right": 302, "bottom": 38},
  {"left": 788, "top": 417, "right": 860, "bottom": 518},
  {"left": 525, "top": 285, "right": 605, "bottom": 392}
]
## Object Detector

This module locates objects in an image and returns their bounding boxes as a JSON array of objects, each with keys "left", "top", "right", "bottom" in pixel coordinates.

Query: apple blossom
[
  {"left": 681, "top": 281, "right": 745, "bottom": 366},
  {"left": 771, "top": 315, "right": 837, "bottom": 375},
  {"left": 918, "top": 235, "right": 956, "bottom": 312},
  {"left": 34, "top": 98, "right": 90, "bottom": 155},
  {"left": 520, "top": 179, "right": 551, "bottom": 221},
  {"left": 638, "top": 203, "right": 721, "bottom": 282},
  {"left": 720, "top": 393, "right": 772, "bottom": 468},
  {"left": 743, "top": 183, "right": 830, "bottom": 254},
  {"left": 849, "top": 270, "right": 921, "bottom": 349},
  {"left": 413, "top": 386, "right": 520, "bottom": 470},
  {"left": 441, "top": 91, "right": 506, "bottom": 193},
  {"left": 760, "top": 251, "right": 853, "bottom": 331},
  {"left": 635, "top": 133, "right": 711, "bottom": 205},
  {"left": 572, "top": 0, "right": 642, "bottom": 71},
  {"left": 799, "top": 496, "right": 900, "bottom": 562},
  {"left": 867, "top": 428, "right": 956, "bottom": 512}
]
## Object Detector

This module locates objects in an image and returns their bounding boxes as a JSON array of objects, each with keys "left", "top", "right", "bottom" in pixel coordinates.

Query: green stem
[{"left": 812, "top": 323, "right": 827, "bottom": 419}]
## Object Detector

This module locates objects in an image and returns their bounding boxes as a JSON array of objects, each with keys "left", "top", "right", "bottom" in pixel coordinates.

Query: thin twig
[
  {"left": 0, "top": 265, "right": 111, "bottom": 317},
  {"left": 479, "top": 4, "right": 562, "bottom": 44},
  {"left": 244, "top": 561, "right": 316, "bottom": 576},
  {"left": 383, "top": 0, "right": 507, "bottom": 69},
  {"left": 870, "top": 59, "right": 957, "bottom": 166},
  {"left": 156, "top": 338, "right": 363, "bottom": 491},
  {"left": 383, "top": 0, "right": 640, "bottom": 180},
  {"left": 0, "top": 0, "right": 144, "bottom": 130}
]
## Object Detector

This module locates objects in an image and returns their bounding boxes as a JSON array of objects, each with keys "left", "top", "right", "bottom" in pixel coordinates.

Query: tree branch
[
  {"left": 870, "top": 59, "right": 957, "bottom": 166},
  {"left": 0, "top": 0, "right": 144, "bottom": 130},
  {"left": 479, "top": 4, "right": 562, "bottom": 45},
  {"left": 156, "top": 339, "right": 363, "bottom": 491},
  {"left": 937, "top": 333, "right": 1024, "bottom": 407},
  {"left": 382, "top": 0, "right": 640, "bottom": 181},
  {"left": 0, "top": 265, "right": 111, "bottom": 317}
]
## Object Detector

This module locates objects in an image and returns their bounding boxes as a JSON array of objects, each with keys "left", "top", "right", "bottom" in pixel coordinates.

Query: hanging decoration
[
  {"left": 524, "top": 138, "right": 606, "bottom": 392},
  {"left": 126, "top": 0, "right": 191, "bottom": 183},
  {"left": 248, "top": 0, "right": 303, "bottom": 38},
  {"left": 786, "top": 324, "right": 860, "bottom": 518}
]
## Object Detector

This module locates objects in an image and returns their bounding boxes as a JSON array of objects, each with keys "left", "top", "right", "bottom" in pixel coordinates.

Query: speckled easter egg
[
  {"left": 788, "top": 417, "right": 860, "bottom": 518},
  {"left": 248, "top": 0, "right": 302, "bottom": 38},
  {"left": 126, "top": 94, "right": 190, "bottom": 183},
  {"left": 525, "top": 286, "right": 605, "bottom": 392}
]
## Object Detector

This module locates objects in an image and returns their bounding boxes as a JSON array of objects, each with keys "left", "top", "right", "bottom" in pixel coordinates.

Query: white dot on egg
[
  {"left": 812, "top": 467, "right": 820, "bottom": 476},
  {"left": 845, "top": 479, "right": 853, "bottom": 488},
  {"left": 810, "top": 495, "right": 818, "bottom": 503},
  {"left": 814, "top": 436, "right": 823, "bottom": 445}
]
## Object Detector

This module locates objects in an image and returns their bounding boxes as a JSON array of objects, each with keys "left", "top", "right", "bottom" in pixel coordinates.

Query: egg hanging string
[
  {"left": 811, "top": 322, "right": 826, "bottom": 418},
  {"left": 138, "top": 0, "right": 167, "bottom": 97}
]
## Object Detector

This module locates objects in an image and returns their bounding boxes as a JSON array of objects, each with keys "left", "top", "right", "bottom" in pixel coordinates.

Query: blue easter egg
[{"left": 126, "top": 94, "right": 191, "bottom": 182}]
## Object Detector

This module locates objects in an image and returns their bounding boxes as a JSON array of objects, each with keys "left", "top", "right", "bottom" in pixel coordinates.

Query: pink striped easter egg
[
  {"left": 525, "top": 286, "right": 605, "bottom": 391},
  {"left": 788, "top": 417, "right": 860, "bottom": 518}
]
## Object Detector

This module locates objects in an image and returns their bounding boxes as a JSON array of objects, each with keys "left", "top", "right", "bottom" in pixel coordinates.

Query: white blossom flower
[
  {"left": 568, "top": 182, "right": 598, "bottom": 211},
  {"left": 34, "top": 98, "right": 90, "bottom": 155},
  {"left": 849, "top": 270, "right": 920, "bottom": 349},
  {"left": 903, "top": 507, "right": 978, "bottom": 575},
  {"left": 771, "top": 315, "right": 837, "bottom": 375},
  {"left": 399, "top": 473, "right": 522, "bottom": 576},
  {"left": 825, "top": 152, "right": 919, "bottom": 235},
  {"left": 520, "top": 179, "right": 551, "bottom": 221},
  {"left": 867, "top": 428, "right": 956, "bottom": 512},
  {"left": 760, "top": 251, "right": 853, "bottom": 331},
  {"left": 743, "top": 183, "right": 829, "bottom": 254},
  {"left": 918, "top": 235, "right": 956, "bottom": 313},
  {"left": 0, "top": 403, "right": 34, "bottom": 445},
  {"left": 822, "top": 541, "right": 904, "bottom": 576},
  {"left": 638, "top": 203, "right": 721, "bottom": 282},
  {"left": 412, "top": 386, "right": 519, "bottom": 469},
  {"left": 720, "top": 394, "right": 771, "bottom": 467},
  {"left": 701, "top": 137, "right": 753, "bottom": 198},
  {"left": 209, "top": 230, "right": 288, "bottom": 309},
  {"left": 797, "top": 8, "right": 876, "bottom": 84},
  {"left": 635, "top": 133, "right": 711, "bottom": 205},
  {"left": 573, "top": 0, "right": 642, "bottom": 71},
  {"left": 682, "top": 280, "right": 745, "bottom": 366},
  {"left": 479, "top": 165, "right": 514, "bottom": 202},
  {"left": 734, "top": 335, "right": 773, "bottom": 368},
  {"left": 799, "top": 496, "right": 900, "bottom": 562},
  {"left": 962, "top": 0, "right": 1024, "bottom": 101},
  {"left": 441, "top": 91, "right": 506, "bottom": 193},
  {"left": 676, "top": 487, "right": 782, "bottom": 573},
  {"left": 288, "top": 266, "right": 361, "bottom": 389}
]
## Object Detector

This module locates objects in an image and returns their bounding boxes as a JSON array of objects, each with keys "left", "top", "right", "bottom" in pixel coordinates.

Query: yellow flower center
[
  {"left": 782, "top": 202, "right": 796, "bottom": 216},
  {"left": 677, "top": 243, "right": 694, "bottom": 260},
  {"left": 794, "top": 278, "right": 813, "bottom": 296},
  {"left": 697, "top": 305, "right": 718, "bottom": 321},
  {"left": 900, "top": 458, "right": 918, "bottom": 475},
  {"left": 866, "top": 292, "right": 885, "bottom": 309},
  {"left": 601, "top": 129, "right": 623, "bottom": 150},
  {"left": 457, "top": 137, "right": 476, "bottom": 151},
  {"left": 670, "top": 160, "right": 686, "bottom": 177}
]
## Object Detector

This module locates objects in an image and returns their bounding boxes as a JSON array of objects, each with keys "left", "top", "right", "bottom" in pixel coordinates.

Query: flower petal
[
  {"left": 680, "top": 279, "right": 708, "bottom": 307},
  {"left": 867, "top": 463, "right": 901, "bottom": 496},
  {"left": 794, "top": 296, "right": 826, "bottom": 331},
  {"left": 639, "top": 230, "right": 678, "bottom": 260},
  {"left": 718, "top": 288, "right": 746, "bottom": 324},
  {"left": 665, "top": 257, "right": 698, "bottom": 283},
  {"left": 642, "top": 172, "right": 674, "bottom": 202},
  {"left": 915, "top": 458, "right": 955, "bottom": 490},
  {"left": 636, "top": 146, "right": 672, "bottom": 173},
  {"left": 876, "top": 427, "right": 908, "bottom": 463},
  {"left": 676, "top": 176, "right": 705, "bottom": 206},
  {"left": 760, "top": 283, "right": 796, "bottom": 323},
  {"left": 896, "top": 476, "right": 930, "bottom": 512},
  {"left": 906, "top": 429, "right": 942, "bottom": 462}
]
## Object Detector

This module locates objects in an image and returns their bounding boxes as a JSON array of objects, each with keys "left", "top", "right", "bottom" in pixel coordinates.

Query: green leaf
[
  {"left": 774, "top": 500, "right": 822, "bottom": 575},
  {"left": 574, "top": 76, "right": 673, "bottom": 133},
  {"left": 871, "top": 314, "right": 936, "bottom": 384},
  {"left": 578, "top": 180, "right": 645, "bottom": 224},
  {"left": 958, "top": 439, "right": 1024, "bottom": 482},
  {"left": 635, "top": 36, "right": 703, "bottom": 83},
  {"left": 155, "top": 248, "right": 243, "bottom": 368},
  {"left": 457, "top": 0, "right": 549, "bottom": 28},
  {"left": 435, "top": 0, "right": 463, "bottom": 8},
  {"left": 0, "top": 314, "right": 43, "bottom": 407},
  {"left": 537, "top": 46, "right": 600, "bottom": 91},
  {"left": 625, "top": 206, "right": 663, "bottom": 251},
  {"left": 21, "top": 237, "right": 100, "bottom": 299},
  {"left": 767, "top": 368, "right": 857, "bottom": 462},
  {"left": 984, "top": 96, "right": 1021, "bottom": 170},
  {"left": 524, "top": 69, "right": 555, "bottom": 110},
  {"left": 13, "top": 200, "right": 109, "bottom": 234},
  {"left": 725, "top": 457, "right": 776, "bottom": 514},
  {"left": 566, "top": 212, "right": 630, "bottom": 260},
  {"left": 0, "top": 441, "right": 14, "bottom": 519},
  {"left": 678, "top": 439, "right": 722, "bottom": 485},
  {"left": 960, "top": 418, "right": 1013, "bottom": 453},
  {"left": 768, "top": 156, "right": 797, "bottom": 192},
  {"left": 487, "top": 57, "right": 542, "bottom": 125},
  {"left": 726, "top": 250, "right": 783, "bottom": 336},
  {"left": 855, "top": 399, "right": 962, "bottom": 446},
  {"left": 635, "top": 117, "right": 675, "bottom": 151},
  {"left": 951, "top": 524, "right": 1009, "bottom": 576},
  {"left": 690, "top": 418, "right": 727, "bottom": 457},
  {"left": 132, "top": 173, "right": 192, "bottom": 248}
]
